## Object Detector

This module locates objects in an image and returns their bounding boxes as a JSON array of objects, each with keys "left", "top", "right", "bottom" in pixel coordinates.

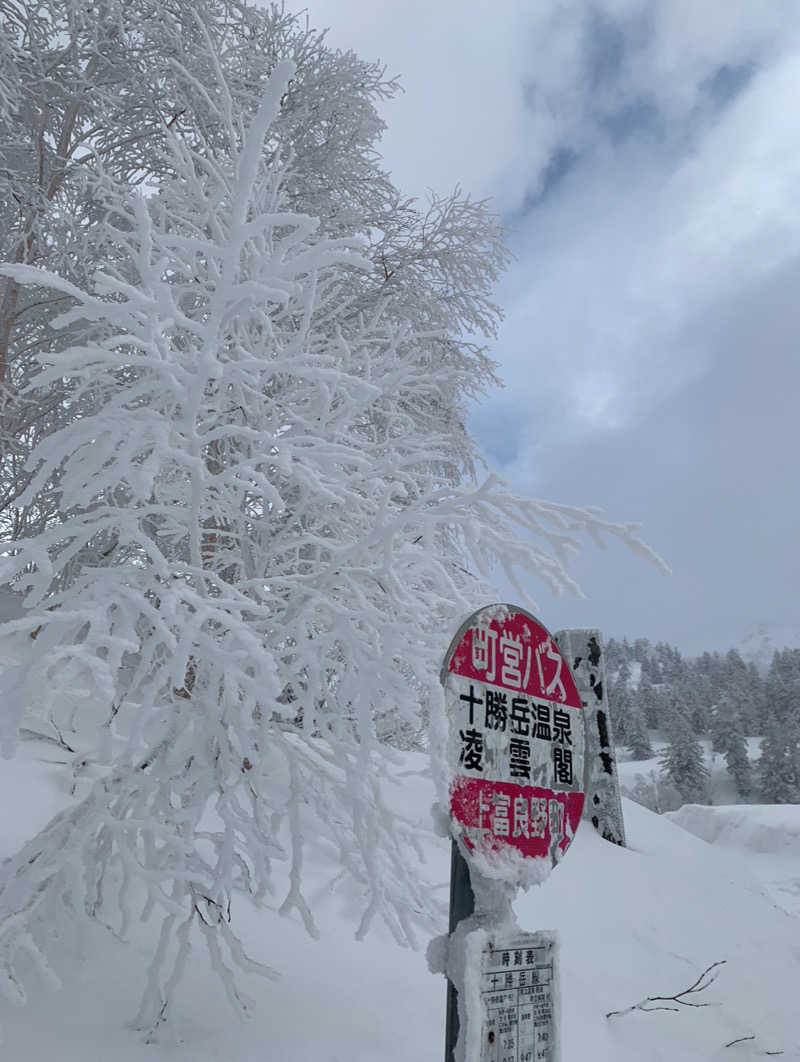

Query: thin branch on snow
[{"left": 605, "top": 960, "right": 726, "bottom": 1019}]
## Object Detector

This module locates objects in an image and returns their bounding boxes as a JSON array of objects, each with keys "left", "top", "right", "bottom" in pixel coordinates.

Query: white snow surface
[
  {"left": 1, "top": 747, "right": 799, "bottom": 1061},
  {"left": 667, "top": 802, "right": 800, "bottom": 918}
]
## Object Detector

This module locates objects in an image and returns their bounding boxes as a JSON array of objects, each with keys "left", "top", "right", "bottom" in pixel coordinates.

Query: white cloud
[
  {"left": 291, "top": 0, "right": 800, "bottom": 645},
  {"left": 494, "top": 41, "right": 800, "bottom": 459},
  {"left": 301, "top": 0, "right": 538, "bottom": 204},
  {"left": 294, "top": 0, "right": 800, "bottom": 448}
]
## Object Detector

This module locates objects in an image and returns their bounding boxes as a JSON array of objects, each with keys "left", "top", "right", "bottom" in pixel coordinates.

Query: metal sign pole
[{"left": 444, "top": 839, "right": 475, "bottom": 1062}]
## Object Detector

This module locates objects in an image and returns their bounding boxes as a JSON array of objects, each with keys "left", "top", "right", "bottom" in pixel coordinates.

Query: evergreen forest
[{"left": 606, "top": 637, "right": 800, "bottom": 806}]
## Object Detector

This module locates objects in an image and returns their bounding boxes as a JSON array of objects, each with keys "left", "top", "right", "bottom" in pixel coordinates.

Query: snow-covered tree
[
  {"left": 0, "top": 0, "right": 400, "bottom": 541},
  {"left": 710, "top": 694, "right": 752, "bottom": 799},
  {"left": 608, "top": 659, "right": 654, "bottom": 759},
  {"left": 0, "top": 2, "right": 665, "bottom": 1032},
  {"left": 608, "top": 659, "right": 632, "bottom": 743},
  {"left": 0, "top": 0, "right": 216, "bottom": 535},
  {"left": 625, "top": 769, "right": 681, "bottom": 814},
  {"left": 625, "top": 703, "right": 654, "bottom": 761},
  {"left": 637, "top": 673, "right": 663, "bottom": 729},
  {"left": 759, "top": 650, "right": 800, "bottom": 803},
  {"left": 601, "top": 635, "right": 769, "bottom": 776},
  {"left": 659, "top": 699, "right": 709, "bottom": 805},
  {"left": 743, "top": 659, "right": 767, "bottom": 734}
]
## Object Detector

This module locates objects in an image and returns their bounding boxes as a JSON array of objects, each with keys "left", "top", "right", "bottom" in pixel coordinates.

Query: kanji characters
[
  {"left": 463, "top": 784, "right": 572, "bottom": 847},
  {"left": 459, "top": 683, "right": 483, "bottom": 725},
  {"left": 509, "top": 737, "right": 531, "bottom": 779},
  {"left": 485, "top": 688, "right": 508, "bottom": 730},
  {"left": 499, "top": 631, "right": 531, "bottom": 689},
  {"left": 552, "top": 708, "right": 572, "bottom": 745},
  {"left": 553, "top": 745, "right": 573, "bottom": 785},
  {"left": 509, "top": 696, "right": 530, "bottom": 735},
  {"left": 548, "top": 798, "right": 565, "bottom": 841},
  {"left": 530, "top": 797, "right": 548, "bottom": 838},
  {"left": 534, "top": 703, "right": 552, "bottom": 741},
  {"left": 491, "top": 791, "right": 511, "bottom": 836},
  {"left": 459, "top": 727, "right": 484, "bottom": 771},
  {"left": 471, "top": 626, "right": 497, "bottom": 681},
  {"left": 512, "top": 795, "right": 530, "bottom": 837}
]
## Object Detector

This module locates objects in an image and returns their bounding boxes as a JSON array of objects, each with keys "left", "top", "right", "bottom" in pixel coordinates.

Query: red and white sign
[{"left": 440, "top": 604, "right": 585, "bottom": 867}]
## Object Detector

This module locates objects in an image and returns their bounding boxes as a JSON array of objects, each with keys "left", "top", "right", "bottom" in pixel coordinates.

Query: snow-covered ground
[
  {"left": 616, "top": 737, "right": 800, "bottom": 918},
  {"left": 667, "top": 802, "right": 800, "bottom": 918},
  {"left": 1, "top": 742, "right": 799, "bottom": 1061}
]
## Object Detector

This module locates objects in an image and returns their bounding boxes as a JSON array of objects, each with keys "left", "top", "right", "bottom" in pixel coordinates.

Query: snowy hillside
[
  {"left": 667, "top": 803, "right": 800, "bottom": 917},
  {"left": 1, "top": 744, "right": 799, "bottom": 1061}
]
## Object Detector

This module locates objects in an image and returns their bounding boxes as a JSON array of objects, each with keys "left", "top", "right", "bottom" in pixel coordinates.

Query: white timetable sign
[{"left": 480, "top": 931, "right": 558, "bottom": 1062}]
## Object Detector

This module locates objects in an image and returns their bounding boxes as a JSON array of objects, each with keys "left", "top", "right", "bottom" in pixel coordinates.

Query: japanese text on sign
[
  {"left": 442, "top": 604, "right": 586, "bottom": 866},
  {"left": 480, "top": 931, "right": 558, "bottom": 1062},
  {"left": 457, "top": 684, "right": 574, "bottom": 785}
]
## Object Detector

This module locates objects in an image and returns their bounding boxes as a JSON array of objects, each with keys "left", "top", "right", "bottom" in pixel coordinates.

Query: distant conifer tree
[
  {"left": 625, "top": 704, "right": 654, "bottom": 760},
  {"left": 759, "top": 650, "right": 800, "bottom": 803},
  {"left": 711, "top": 694, "right": 752, "bottom": 799},
  {"left": 659, "top": 699, "right": 709, "bottom": 804},
  {"left": 608, "top": 660, "right": 632, "bottom": 744}
]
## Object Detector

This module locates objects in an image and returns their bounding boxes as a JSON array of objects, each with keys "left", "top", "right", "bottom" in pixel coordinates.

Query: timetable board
[{"left": 479, "top": 931, "right": 558, "bottom": 1062}]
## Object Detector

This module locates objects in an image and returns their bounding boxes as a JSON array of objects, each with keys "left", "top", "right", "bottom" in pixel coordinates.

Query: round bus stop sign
[{"left": 440, "top": 604, "right": 585, "bottom": 870}]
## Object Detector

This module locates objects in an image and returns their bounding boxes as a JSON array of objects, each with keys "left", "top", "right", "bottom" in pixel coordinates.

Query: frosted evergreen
[{"left": 659, "top": 700, "right": 709, "bottom": 804}]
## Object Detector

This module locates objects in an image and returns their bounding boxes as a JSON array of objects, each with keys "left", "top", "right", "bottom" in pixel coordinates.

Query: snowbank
[
  {"left": 667, "top": 802, "right": 800, "bottom": 859},
  {"left": 1, "top": 751, "right": 799, "bottom": 1060}
]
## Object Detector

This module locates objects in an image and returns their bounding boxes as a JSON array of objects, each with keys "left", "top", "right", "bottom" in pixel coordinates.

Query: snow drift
[{"left": 1, "top": 746, "right": 799, "bottom": 1061}]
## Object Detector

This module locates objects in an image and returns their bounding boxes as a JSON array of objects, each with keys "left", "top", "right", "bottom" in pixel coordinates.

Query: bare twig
[
  {"left": 725, "top": 1035, "right": 756, "bottom": 1048},
  {"left": 606, "top": 960, "right": 726, "bottom": 1019}
]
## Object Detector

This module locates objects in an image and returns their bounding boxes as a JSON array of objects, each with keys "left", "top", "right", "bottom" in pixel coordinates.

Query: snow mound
[
  {"left": 667, "top": 802, "right": 800, "bottom": 859},
  {"left": 2, "top": 751, "right": 800, "bottom": 1061}
]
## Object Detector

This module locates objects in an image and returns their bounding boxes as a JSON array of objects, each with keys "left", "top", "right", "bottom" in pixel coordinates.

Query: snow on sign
[{"left": 441, "top": 605, "right": 585, "bottom": 869}]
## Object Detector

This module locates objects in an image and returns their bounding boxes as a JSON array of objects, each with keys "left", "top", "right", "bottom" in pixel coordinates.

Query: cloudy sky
[{"left": 301, "top": 0, "right": 800, "bottom": 655}]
